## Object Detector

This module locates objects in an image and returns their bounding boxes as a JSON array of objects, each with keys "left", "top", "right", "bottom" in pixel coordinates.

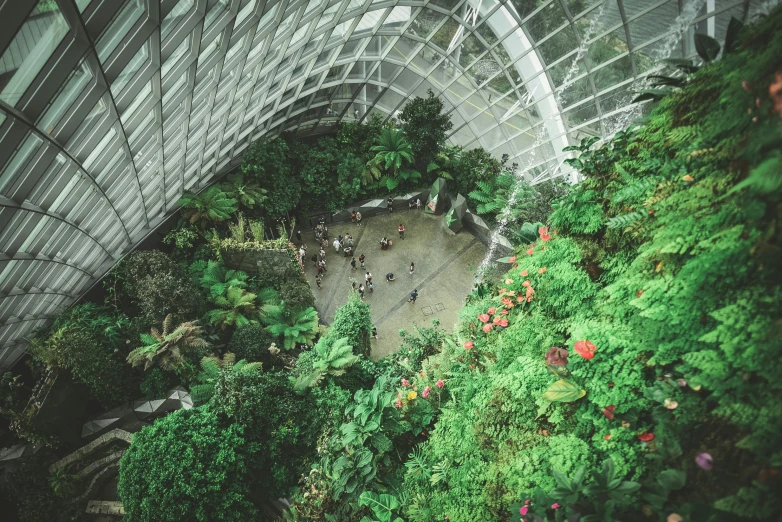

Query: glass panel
[
  {"left": 111, "top": 41, "right": 149, "bottom": 96},
  {"left": 96, "top": 0, "right": 144, "bottom": 63},
  {"left": 38, "top": 61, "right": 92, "bottom": 134},
  {"left": 0, "top": 134, "right": 44, "bottom": 194},
  {"left": 162, "top": 0, "right": 195, "bottom": 41},
  {"left": 162, "top": 32, "right": 191, "bottom": 79},
  {"left": 0, "top": 0, "right": 70, "bottom": 106},
  {"left": 204, "top": 0, "right": 230, "bottom": 30}
]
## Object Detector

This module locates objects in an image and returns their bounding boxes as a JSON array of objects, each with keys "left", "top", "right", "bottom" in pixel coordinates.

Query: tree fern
[
  {"left": 262, "top": 305, "right": 319, "bottom": 350},
  {"left": 200, "top": 262, "right": 248, "bottom": 300},
  {"left": 205, "top": 286, "right": 259, "bottom": 330},
  {"left": 127, "top": 315, "right": 209, "bottom": 371},
  {"left": 294, "top": 337, "right": 358, "bottom": 391},
  {"left": 191, "top": 352, "right": 262, "bottom": 405}
]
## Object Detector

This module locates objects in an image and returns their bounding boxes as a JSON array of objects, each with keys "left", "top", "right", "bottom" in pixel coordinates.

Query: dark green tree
[
  {"left": 239, "top": 137, "right": 299, "bottom": 220},
  {"left": 399, "top": 89, "right": 453, "bottom": 176},
  {"left": 117, "top": 408, "right": 258, "bottom": 522}
]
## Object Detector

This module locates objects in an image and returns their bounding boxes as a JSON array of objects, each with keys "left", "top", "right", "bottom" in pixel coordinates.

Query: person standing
[
  {"left": 358, "top": 284, "right": 365, "bottom": 299},
  {"left": 398, "top": 224, "right": 405, "bottom": 240},
  {"left": 332, "top": 237, "right": 340, "bottom": 253},
  {"left": 369, "top": 281, "right": 374, "bottom": 293},
  {"left": 310, "top": 253, "right": 318, "bottom": 267},
  {"left": 347, "top": 234, "right": 353, "bottom": 248},
  {"left": 351, "top": 258, "right": 357, "bottom": 271},
  {"left": 319, "top": 248, "right": 326, "bottom": 261},
  {"left": 351, "top": 211, "right": 356, "bottom": 224},
  {"left": 409, "top": 262, "right": 415, "bottom": 275},
  {"left": 408, "top": 198, "right": 414, "bottom": 210},
  {"left": 315, "top": 276, "right": 322, "bottom": 289},
  {"left": 296, "top": 229, "right": 302, "bottom": 242},
  {"left": 408, "top": 289, "right": 418, "bottom": 303},
  {"left": 338, "top": 234, "right": 344, "bottom": 247},
  {"left": 416, "top": 197, "right": 422, "bottom": 210},
  {"left": 317, "top": 262, "right": 324, "bottom": 277},
  {"left": 372, "top": 326, "right": 378, "bottom": 339},
  {"left": 365, "top": 272, "right": 372, "bottom": 285},
  {"left": 359, "top": 254, "right": 365, "bottom": 268},
  {"left": 387, "top": 197, "right": 393, "bottom": 213},
  {"left": 356, "top": 211, "right": 362, "bottom": 226},
  {"left": 352, "top": 281, "right": 357, "bottom": 292}
]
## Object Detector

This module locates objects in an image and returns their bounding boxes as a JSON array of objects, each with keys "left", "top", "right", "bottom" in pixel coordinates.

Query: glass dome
[{"left": 0, "top": 0, "right": 771, "bottom": 369}]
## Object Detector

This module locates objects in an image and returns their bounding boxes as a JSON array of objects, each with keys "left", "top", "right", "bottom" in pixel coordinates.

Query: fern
[
  {"left": 606, "top": 210, "right": 646, "bottom": 230},
  {"left": 611, "top": 177, "right": 658, "bottom": 205}
]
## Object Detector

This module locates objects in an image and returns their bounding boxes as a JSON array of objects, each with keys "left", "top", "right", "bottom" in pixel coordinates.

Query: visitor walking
[
  {"left": 398, "top": 224, "right": 405, "bottom": 240},
  {"left": 416, "top": 197, "right": 422, "bottom": 210},
  {"left": 408, "top": 198, "right": 414, "bottom": 210},
  {"left": 351, "top": 211, "right": 356, "bottom": 224},
  {"left": 311, "top": 254, "right": 318, "bottom": 267},
  {"left": 318, "top": 260, "right": 327, "bottom": 272},
  {"left": 359, "top": 254, "right": 365, "bottom": 268},
  {"left": 409, "top": 262, "right": 415, "bottom": 275},
  {"left": 369, "top": 281, "right": 374, "bottom": 293},
  {"left": 319, "top": 248, "right": 326, "bottom": 261},
  {"left": 372, "top": 326, "right": 378, "bottom": 339},
  {"left": 358, "top": 284, "right": 365, "bottom": 299},
  {"left": 315, "top": 276, "right": 322, "bottom": 289},
  {"left": 351, "top": 258, "right": 357, "bottom": 270},
  {"left": 387, "top": 197, "right": 393, "bottom": 213},
  {"left": 332, "top": 238, "right": 340, "bottom": 253},
  {"left": 356, "top": 211, "right": 362, "bottom": 226},
  {"left": 365, "top": 272, "right": 372, "bottom": 285},
  {"left": 317, "top": 263, "right": 324, "bottom": 277},
  {"left": 352, "top": 281, "right": 357, "bottom": 292},
  {"left": 408, "top": 289, "right": 418, "bottom": 303},
  {"left": 386, "top": 273, "right": 395, "bottom": 282},
  {"left": 338, "top": 234, "right": 344, "bottom": 247},
  {"left": 347, "top": 234, "right": 353, "bottom": 247}
]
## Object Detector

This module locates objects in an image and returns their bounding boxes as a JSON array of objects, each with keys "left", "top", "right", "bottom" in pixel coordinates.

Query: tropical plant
[
  {"left": 261, "top": 303, "right": 319, "bottom": 350},
  {"left": 360, "top": 156, "right": 383, "bottom": 186},
  {"left": 199, "top": 261, "right": 248, "bottom": 299},
  {"left": 370, "top": 128, "right": 419, "bottom": 190},
  {"left": 399, "top": 89, "right": 453, "bottom": 173},
  {"left": 221, "top": 171, "right": 266, "bottom": 209},
  {"left": 179, "top": 185, "right": 237, "bottom": 227},
  {"left": 468, "top": 171, "right": 535, "bottom": 220},
  {"left": 126, "top": 314, "right": 209, "bottom": 371},
  {"left": 294, "top": 337, "right": 359, "bottom": 391},
  {"left": 190, "top": 352, "right": 262, "bottom": 404},
  {"left": 359, "top": 491, "right": 405, "bottom": 522},
  {"left": 205, "top": 286, "right": 263, "bottom": 330},
  {"left": 426, "top": 144, "right": 461, "bottom": 181}
]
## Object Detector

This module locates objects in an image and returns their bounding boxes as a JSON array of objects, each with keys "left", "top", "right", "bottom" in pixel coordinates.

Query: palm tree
[
  {"left": 426, "top": 145, "right": 461, "bottom": 180},
  {"left": 294, "top": 337, "right": 359, "bottom": 391},
  {"left": 191, "top": 353, "right": 262, "bottom": 405},
  {"left": 127, "top": 315, "right": 209, "bottom": 371},
  {"left": 371, "top": 128, "right": 420, "bottom": 190},
  {"left": 204, "top": 286, "right": 259, "bottom": 330},
  {"left": 179, "top": 185, "right": 237, "bottom": 228},
  {"left": 199, "top": 262, "right": 248, "bottom": 300},
  {"left": 221, "top": 172, "right": 266, "bottom": 209},
  {"left": 261, "top": 303, "right": 319, "bottom": 350},
  {"left": 360, "top": 156, "right": 383, "bottom": 186}
]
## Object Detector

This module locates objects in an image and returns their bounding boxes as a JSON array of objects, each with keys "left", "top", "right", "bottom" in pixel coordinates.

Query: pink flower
[
  {"left": 436, "top": 379, "right": 444, "bottom": 388},
  {"left": 482, "top": 323, "right": 493, "bottom": 333},
  {"left": 525, "top": 286, "right": 535, "bottom": 299},
  {"left": 526, "top": 247, "right": 534, "bottom": 255},
  {"left": 522, "top": 280, "right": 531, "bottom": 287},
  {"left": 499, "top": 318, "right": 509, "bottom": 327},
  {"left": 551, "top": 503, "right": 560, "bottom": 510},
  {"left": 493, "top": 315, "right": 502, "bottom": 326},
  {"left": 517, "top": 296, "right": 525, "bottom": 303},
  {"left": 394, "top": 400, "right": 402, "bottom": 408},
  {"left": 508, "top": 256, "right": 517, "bottom": 263},
  {"left": 519, "top": 506, "right": 529, "bottom": 516},
  {"left": 478, "top": 314, "right": 490, "bottom": 323},
  {"left": 501, "top": 297, "right": 514, "bottom": 308},
  {"left": 500, "top": 308, "right": 510, "bottom": 314},
  {"left": 488, "top": 307, "right": 496, "bottom": 315},
  {"left": 538, "top": 267, "right": 547, "bottom": 274},
  {"left": 422, "top": 386, "right": 431, "bottom": 398},
  {"left": 464, "top": 340, "right": 474, "bottom": 350},
  {"left": 505, "top": 278, "right": 514, "bottom": 285},
  {"left": 696, "top": 452, "right": 713, "bottom": 470},
  {"left": 538, "top": 226, "right": 548, "bottom": 236},
  {"left": 540, "top": 233, "right": 551, "bottom": 242},
  {"left": 520, "top": 270, "right": 528, "bottom": 276},
  {"left": 401, "top": 378, "right": 409, "bottom": 387},
  {"left": 677, "top": 379, "right": 687, "bottom": 387}
]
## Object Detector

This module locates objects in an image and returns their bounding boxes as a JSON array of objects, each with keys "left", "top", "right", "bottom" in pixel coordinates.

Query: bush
[
  {"left": 139, "top": 367, "right": 175, "bottom": 399},
  {"left": 279, "top": 278, "right": 316, "bottom": 312},
  {"left": 328, "top": 293, "right": 373, "bottom": 357},
  {"left": 104, "top": 250, "right": 203, "bottom": 329},
  {"left": 227, "top": 324, "right": 277, "bottom": 364},
  {"left": 118, "top": 408, "right": 258, "bottom": 522},
  {"left": 399, "top": 89, "right": 453, "bottom": 176}
]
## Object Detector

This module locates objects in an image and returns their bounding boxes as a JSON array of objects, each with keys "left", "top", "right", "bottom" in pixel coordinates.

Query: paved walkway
[{"left": 298, "top": 209, "right": 486, "bottom": 359}]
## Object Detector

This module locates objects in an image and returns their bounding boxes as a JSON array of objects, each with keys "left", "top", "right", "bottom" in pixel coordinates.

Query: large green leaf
[
  {"left": 541, "top": 379, "right": 587, "bottom": 403},
  {"left": 723, "top": 17, "right": 744, "bottom": 54},
  {"left": 694, "top": 33, "right": 721, "bottom": 62}
]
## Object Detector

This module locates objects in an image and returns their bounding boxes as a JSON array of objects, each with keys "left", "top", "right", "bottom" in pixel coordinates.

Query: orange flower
[
  {"left": 526, "top": 247, "right": 534, "bottom": 255},
  {"left": 501, "top": 297, "right": 514, "bottom": 308},
  {"left": 522, "top": 280, "right": 531, "bottom": 287},
  {"left": 682, "top": 175, "right": 694, "bottom": 181},
  {"left": 525, "top": 286, "right": 534, "bottom": 299},
  {"left": 520, "top": 270, "right": 528, "bottom": 277},
  {"left": 538, "top": 226, "right": 548, "bottom": 236},
  {"left": 538, "top": 267, "right": 547, "bottom": 274}
]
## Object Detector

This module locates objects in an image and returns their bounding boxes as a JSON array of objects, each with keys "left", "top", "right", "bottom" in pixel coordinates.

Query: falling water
[
  {"left": 476, "top": 0, "right": 611, "bottom": 275},
  {"left": 605, "top": 0, "right": 708, "bottom": 136}
]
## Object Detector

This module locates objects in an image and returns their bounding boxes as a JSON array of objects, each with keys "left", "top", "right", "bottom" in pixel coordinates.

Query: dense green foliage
[
  {"left": 399, "top": 89, "right": 453, "bottom": 175},
  {"left": 118, "top": 408, "right": 258, "bottom": 522}
]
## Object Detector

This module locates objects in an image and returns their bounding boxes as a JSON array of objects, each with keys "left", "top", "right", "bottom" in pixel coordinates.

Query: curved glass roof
[{"left": 0, "top": 0, "right": 770, "bottom": 369}]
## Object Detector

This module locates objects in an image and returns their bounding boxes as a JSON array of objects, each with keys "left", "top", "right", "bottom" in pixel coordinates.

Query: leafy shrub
[
  {"left": 227, "top": 323, "right": 276, "bottom": 364},
  {"left": 139, "top": 367, "right": 175, "bottom": 399},
  {"left": 118, "top": 408, "right": 258, "bottom": 522},
  {"left": 328, "top": 293, "right": 373, "bottom": 357},
  {"left": 279, "top": 278, "right": 316, "bottom": 312}
]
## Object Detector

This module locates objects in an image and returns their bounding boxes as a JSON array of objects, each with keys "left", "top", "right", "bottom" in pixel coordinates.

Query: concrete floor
[{"left": 298, "top": 209, "right": 486, "bottom": 359}]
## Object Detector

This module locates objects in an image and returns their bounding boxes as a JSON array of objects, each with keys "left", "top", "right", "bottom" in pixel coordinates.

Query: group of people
[
  {"left": 332, "top": 233, "right": 355, "bottom": 257},
  {"left": 387, "top": 197, "right": 423, "bottom": 213}
]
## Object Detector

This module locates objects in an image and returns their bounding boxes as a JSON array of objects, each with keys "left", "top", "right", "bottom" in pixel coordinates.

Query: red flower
[
  {"left": 493, "top": 316, "right": 502, "bottom": 326},
  {"left": 540, "top": 233, "right": 551, "bottom": 242},
  {"left": 499, "top": 318, "right": 508, "bottom": 327},
  {"left": 573, "top": 339, "right": 597, "bottom": 360},
  {"left": 508, "top": 256, "right": 517, "bottom": 263},
  {"left": 482, "top": 323, "right": 493, "bottom": 333},
  {"left": 526, "top": 247, "right": 534, "bottom": 255},
  {"left": 538, "top": 226, "right": 548, "bottom": 235},
  {"left": 501, "top": 297, "right": 514, "bottom": 308},
  {"left": 602, "top": 405, "right": 616, "bottom": 420},
  {"left": 478, "top": 314, "right": 490, "bottom": 323},
  {"left": 487, "top": 307, "right": 496, "bottom": 315},
  {"left": 520, "top": 270, "right": 528, "bottom": 276},
  {"left": 464, "top": 340, "right": 474, "bottom": 350},
  {"left": 637, "top": 432, "right": 655, "bottom": 442},
  {"left": 604, "top": 434, "right": 612, "bottom": 440},
  {"left": 517, "top": 296, "right": 525, "bottom": 303},
  {"left": 525, "top": 286, "right": 535, "bottom": 299},
  {"left": 522, "top": 280, "right": 531, "bottom": 287}
]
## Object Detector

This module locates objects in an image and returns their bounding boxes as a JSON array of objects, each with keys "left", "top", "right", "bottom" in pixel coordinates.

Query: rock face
[
  {"left": 425, "top": 178, "right": 450, "bottom": 215},
  {"left": 445, "top": 194, "right": 468, "bottom": 233}
]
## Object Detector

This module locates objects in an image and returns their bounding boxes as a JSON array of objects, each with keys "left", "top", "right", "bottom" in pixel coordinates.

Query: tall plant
[
  {"left": 178, "top": 185, "right": 237, "bottom": 228},
  {"left": 370, "top": 128, "right": 419, "bottom": 191},
  {"left": 127, "top": 314, "right": 209, "bottom": 371},
  {"left": 204, "top": 286, "right": 260, "bottom": 330}
]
